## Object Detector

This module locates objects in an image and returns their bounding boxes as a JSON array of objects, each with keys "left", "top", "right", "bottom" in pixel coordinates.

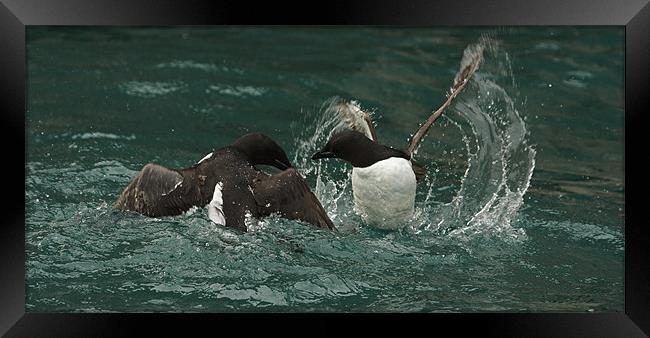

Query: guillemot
[
  {"left": 115, "top": 133, "right": 335, "bottom": 231},
  {"left": 312, "top": 130, "right": 418, "bottom": 228},
  {"left": 312, "top": 50, "right": 482, "bottom": 229}
]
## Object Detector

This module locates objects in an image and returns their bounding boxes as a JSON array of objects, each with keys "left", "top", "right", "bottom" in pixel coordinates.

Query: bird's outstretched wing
[
  {"left": 114, "top": 163, "right": 197, "bottom": 217},
  {"left": 406, "top": 44, "right": 483, "bottom": 156},
  {"left": 335, "top": 100, "right": 378, "bottom": 142},
  {"left": 252, "top": 168, "right": 336, "bottom": 230}
]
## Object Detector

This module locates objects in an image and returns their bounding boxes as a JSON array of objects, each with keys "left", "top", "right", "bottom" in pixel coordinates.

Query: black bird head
[
  {"left": 232, "top": 133, "right": 292, "bottom": 170},
  {"left": 312, "top": 130, "right": 408, "bottom": 168}
]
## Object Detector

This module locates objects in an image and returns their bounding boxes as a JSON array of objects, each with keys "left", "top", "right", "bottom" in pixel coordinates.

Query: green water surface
[{"left": 26, "top": 27, "right": 624, "bottom": 312}]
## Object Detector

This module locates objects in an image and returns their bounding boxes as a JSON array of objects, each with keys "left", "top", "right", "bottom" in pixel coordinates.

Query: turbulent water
[{"left": 26, "top": 27, "right": 624, "bottom": 312}]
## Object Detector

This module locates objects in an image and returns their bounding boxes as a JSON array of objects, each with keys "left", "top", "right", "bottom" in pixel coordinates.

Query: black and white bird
[
  {"left": 115, "top": 133, "right": 335, "bottom": 231},
  {"left": 312, "top": 49, "right": 482, "bottom": 229}
]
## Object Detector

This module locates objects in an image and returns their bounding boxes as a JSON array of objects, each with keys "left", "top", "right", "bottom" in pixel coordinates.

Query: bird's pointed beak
[{"left": 311, "top": 151, "right": 335, "bottom": 160}]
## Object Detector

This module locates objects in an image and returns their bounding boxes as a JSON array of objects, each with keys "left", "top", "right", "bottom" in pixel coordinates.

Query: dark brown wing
[
  {"left": 114, "top": 163, "right": 197, "bottom": 217},
  {"left": 406, "top": 45, "right": 483, "bottom": 156},
  {"left": 219, "top": 181, "right": 256, "bottom": 232},
  {"left": 411, "top": 160, "right": 427, "bottom": 183},
  {"left": 252, "top": 168, "right": 335, "bottom": 230}
]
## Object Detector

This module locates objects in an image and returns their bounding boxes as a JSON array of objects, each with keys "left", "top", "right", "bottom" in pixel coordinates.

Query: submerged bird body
[{"left": 115, "top": 133, "right": 334, "bottom": 231}]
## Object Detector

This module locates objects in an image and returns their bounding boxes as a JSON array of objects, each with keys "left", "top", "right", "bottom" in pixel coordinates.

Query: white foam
[
  {"left": 156, "top": 60, "right": 244, "bottom": 74},
  {"left": 121, "top": 81, "right": 185, "bottom": 98},
  {"left": 72, "top": 132, "right": 136, "bottom": 140},
  {"left": 156, "top": 60, "right": 220, "bottom": 72},
  {"left": 208, "top": 85, "right": 266, "bottom": 97}
]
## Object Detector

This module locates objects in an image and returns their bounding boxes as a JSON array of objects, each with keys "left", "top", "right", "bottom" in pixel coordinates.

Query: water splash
[
  {"left": 291, "top": 98, "right": 375, "bottom": 173},
  {"left": 292, "top": 37, "right": 536, "bottom": 241},
  {"left": 291, "top": 98, "right": 372, "bottom": 227},
  {"left": 440, "top": 37, "right": 536, "bottom": 241}
]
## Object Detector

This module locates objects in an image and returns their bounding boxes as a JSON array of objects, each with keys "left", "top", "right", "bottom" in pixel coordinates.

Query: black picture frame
[{"left": 1, "top": 0, "right": 648, "bottom": 336}]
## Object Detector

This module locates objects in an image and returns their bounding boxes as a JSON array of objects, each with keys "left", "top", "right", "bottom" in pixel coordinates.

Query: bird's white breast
[{"left": 351, "top": 157, "right": 416, "bottom": 229}]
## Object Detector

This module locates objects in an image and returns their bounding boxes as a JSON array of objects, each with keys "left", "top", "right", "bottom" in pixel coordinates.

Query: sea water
[{"left": 26, "top": 27, "right": 623, "bottom": 312}]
